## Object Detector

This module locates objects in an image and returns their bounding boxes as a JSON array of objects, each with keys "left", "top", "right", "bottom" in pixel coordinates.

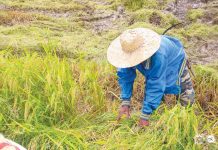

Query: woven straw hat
[{"left": 107, "top": 28, "right": 161, "bottom": 68}]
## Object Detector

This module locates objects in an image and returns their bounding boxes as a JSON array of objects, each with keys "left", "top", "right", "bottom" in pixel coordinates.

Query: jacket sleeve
[
  {"left": 141, "top": 53, "right": 167, "bottom": 119},
  {"left": 117, "top": 67, "right": 136, "bottom": 105}
]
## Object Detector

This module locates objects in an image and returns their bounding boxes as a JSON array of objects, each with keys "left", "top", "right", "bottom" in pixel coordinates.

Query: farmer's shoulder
[
  {"left": 156, "top": 35, "right": 184, "bottom": 57},
  {"left": 161, "top": 35, "right": 184, "bottom": 49}
]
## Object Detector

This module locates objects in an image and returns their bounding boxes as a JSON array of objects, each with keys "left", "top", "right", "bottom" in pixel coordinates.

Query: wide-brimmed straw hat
[{"left": 107, "top": 28, "right": 161, "bottom": 68}]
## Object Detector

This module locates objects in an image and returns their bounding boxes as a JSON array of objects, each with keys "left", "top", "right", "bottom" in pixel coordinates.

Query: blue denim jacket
[{"left": 117, "top": 35, "right": 186, "bottom": 118}]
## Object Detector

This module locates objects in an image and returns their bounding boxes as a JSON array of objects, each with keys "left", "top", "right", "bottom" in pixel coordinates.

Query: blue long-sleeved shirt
[{"left": 117, "top": 35, "right": 186, "bottom": 117}]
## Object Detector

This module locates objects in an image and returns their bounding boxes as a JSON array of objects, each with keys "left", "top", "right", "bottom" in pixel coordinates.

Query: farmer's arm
[
  {"left": 117, "top": 67, "right": 136, "bottom": 106},
  {"left": 141, "top": 53, "right": 167, "bottom": 120}
]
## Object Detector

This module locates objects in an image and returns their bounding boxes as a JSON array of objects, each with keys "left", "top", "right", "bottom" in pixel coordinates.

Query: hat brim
[{"left": 107, "top": 28, "right": 161, "bottom": 68}]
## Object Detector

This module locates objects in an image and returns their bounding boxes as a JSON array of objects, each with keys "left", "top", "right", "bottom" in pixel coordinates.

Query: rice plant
[{"left": 0, "top": 49, "right": 217, "bottom": 149}]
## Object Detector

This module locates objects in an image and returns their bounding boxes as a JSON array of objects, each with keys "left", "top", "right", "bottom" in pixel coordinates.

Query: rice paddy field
[{"left": 0, "top": 0, "right": 218, "bottom": 149}]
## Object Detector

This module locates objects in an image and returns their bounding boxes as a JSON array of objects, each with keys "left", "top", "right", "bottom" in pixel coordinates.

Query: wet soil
[
  {"left": 165, "top": 0, "right": 218, "bottom": 65},
  {"left": 0, "top": 0, "right": 217, "bottom": 64}
]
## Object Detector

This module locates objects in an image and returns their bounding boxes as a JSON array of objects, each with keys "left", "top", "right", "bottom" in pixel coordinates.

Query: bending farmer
[{"left": 107, "top": 28, "right": 195, "bottom": 127}]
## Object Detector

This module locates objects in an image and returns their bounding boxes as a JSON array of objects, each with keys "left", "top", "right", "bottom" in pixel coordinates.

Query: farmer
[{"left": 107, "top": 28, "right": 195, "bottom": 127}]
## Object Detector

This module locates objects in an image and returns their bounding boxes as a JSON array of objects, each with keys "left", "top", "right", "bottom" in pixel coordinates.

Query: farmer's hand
[
  {"left": 117, "top": 105, "right": 130, "bottom": 121},
  {"left": 138, "top": 119, "right": 149, "bottom": 127}
]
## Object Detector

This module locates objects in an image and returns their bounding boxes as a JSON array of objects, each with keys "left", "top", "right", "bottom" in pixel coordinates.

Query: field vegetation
[
  {"left": 0, "top": 0, "right": 217, "bottom": 149},
  {"left": 0, "top": 49, "right": 217, "bottom": 149}
]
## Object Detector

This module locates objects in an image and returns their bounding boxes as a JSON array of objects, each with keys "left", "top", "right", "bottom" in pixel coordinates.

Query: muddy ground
[{"left": 0, "top": 0, "right": 217, "bottom": 65}]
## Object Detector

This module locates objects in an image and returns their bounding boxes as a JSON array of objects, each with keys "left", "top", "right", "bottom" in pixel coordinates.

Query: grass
[
  {"left": 0, "top": 1, "right": 217, "bottom": 55},
  {"left": 0, "top": 49, "right": 217, "bottom": 149},
  {"left": 0, "top": 0, "right": 86, "bottom": 12},
  {"left": 118, "top": 0, "right": 173, "bottom": 10},
  {"left": 130, "top": 9, "right": 179, "bottom": 27},
  {"left": 120, "top": 0, "right": 146, "bottom": 10},
  {"left": 117, "top": 0, "right": 175, "bottom": 10},
  {"left": 181, "top": 23, "right": 218, "bottom": 39},
  {"left": 0, "top": 10, "right": 35, "bottom": 26},
  {"left": 0, "top": 22, "right": 120, "bottom": 59},
  {"left": 186, "top": 9, "right": 204, "bottom": 22}
]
